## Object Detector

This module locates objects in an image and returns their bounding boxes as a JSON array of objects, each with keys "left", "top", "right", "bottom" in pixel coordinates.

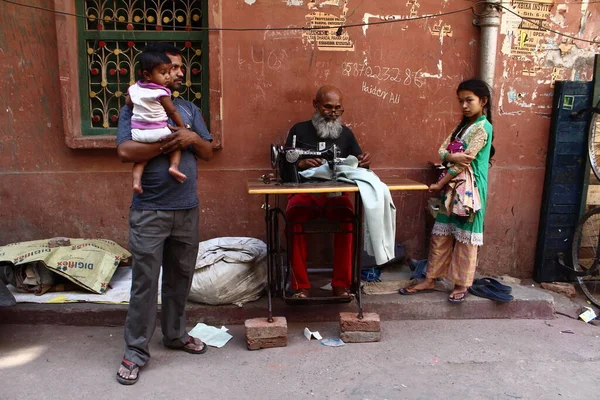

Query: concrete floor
[{"left": 1, "top": 317, "right": 599, "bottom": 400}]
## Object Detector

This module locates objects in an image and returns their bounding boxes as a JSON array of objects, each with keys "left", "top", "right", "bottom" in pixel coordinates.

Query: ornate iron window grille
[{"left": 78, "top": 1, "right": 208, "bottom": 135}]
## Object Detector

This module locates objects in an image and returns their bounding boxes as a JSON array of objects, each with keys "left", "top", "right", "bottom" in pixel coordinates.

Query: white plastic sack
[{"left": 188, "top": 237, "right": 267, "bottom": 306}]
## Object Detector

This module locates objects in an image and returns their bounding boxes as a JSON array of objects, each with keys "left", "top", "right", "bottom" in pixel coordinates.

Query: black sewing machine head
[{"left": 270, "top": 144, "right": 340, "bottom": 183}]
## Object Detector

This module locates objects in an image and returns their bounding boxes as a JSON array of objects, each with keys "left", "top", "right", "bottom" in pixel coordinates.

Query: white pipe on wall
[{"left": 475, "top": 1, "right": 502, "bottom": 89}]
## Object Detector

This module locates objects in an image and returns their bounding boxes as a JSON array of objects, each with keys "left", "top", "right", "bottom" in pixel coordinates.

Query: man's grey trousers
[{"left": 123, "top": 207, "right": 199, "bottom": 365}]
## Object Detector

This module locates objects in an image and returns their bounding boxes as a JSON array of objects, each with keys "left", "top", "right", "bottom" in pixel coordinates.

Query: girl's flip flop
[{"left": 447, "top": 291, "right": 468, "bottom": 303}]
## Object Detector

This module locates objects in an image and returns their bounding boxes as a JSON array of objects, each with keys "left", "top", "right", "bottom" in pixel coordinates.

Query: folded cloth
[{"left": 299, "top": 156, "right": 396, "bottom": 266}]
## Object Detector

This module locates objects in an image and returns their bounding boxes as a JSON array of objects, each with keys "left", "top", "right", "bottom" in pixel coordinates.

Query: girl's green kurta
[{"left": 433, "top": 115, "right": 493, "bottom": 246}]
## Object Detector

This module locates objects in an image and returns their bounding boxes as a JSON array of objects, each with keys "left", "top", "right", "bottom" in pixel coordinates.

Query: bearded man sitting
[{"left": 284, "top": 85, "right": 372, "bottom": 299}]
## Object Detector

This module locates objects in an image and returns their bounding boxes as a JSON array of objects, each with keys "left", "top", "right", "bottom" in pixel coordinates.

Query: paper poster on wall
[
  {"left": 303, "top": 11, "right": 354, "bottom": 51},
  {"left": 303, "top": 0, "right": 354, "bottom": 51},
  {"left": 502, "top": 0, "right": 554, "bottom": 59}
]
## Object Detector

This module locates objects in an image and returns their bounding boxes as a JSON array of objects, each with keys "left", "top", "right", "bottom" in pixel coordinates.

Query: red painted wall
[{"left": 1, "top": 1, "right": 598, "bottom": 278}]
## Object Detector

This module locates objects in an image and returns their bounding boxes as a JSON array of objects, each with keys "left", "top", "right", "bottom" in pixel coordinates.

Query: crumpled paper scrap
[
  {"left": 304, "top": 327, "right": 322, "bottom": 340},
  {"left": 188, "top": 323, "right": 232, "bottom": 348}
]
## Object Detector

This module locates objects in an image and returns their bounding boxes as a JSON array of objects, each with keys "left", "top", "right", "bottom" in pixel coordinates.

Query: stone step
[{"left": 0, "top": 285, "right": 554, "bottom": 326}]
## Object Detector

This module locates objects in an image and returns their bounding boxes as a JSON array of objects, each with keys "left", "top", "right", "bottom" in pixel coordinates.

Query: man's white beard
[{"left": 312, "top": 112, "right": 343, "bottom": 140}]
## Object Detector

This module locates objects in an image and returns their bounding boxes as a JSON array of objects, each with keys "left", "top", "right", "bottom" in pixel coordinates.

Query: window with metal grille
[{"left": 77, "top": 1, "right": 208, "bottom": 136}]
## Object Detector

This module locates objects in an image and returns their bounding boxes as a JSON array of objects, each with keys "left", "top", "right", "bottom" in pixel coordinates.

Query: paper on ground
[
  {"left": 188, "top": 323, "right": 233, "bottom": 348},
  {"left": 304, "top": 327, "right": 322, "bottom": 340},
  {"left": 320, "top": 282, "right": 332, "bottom": 291},
  {"left": 320, "top": 338, "right": 345, "bottom": 347},
  {"left": 579, "top": 307, "right": 597, "bottom": 323}
]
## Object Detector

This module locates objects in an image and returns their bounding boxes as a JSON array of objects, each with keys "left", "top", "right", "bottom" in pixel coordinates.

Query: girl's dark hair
[
  {"left": 451, "top": 78, "right": 495, "bottom": 160},
  {"left": 139, "top": 51, "right": 172, "bottom": 73}
]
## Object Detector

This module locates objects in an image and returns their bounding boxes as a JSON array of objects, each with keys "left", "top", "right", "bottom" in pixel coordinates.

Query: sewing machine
[{"left": 270, "top": 144, "right": 341, "bottom": 183}]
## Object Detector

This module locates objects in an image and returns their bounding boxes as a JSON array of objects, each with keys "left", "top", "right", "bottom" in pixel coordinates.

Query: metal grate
[
  {"left": 84, "top": 0, "right": 204, "bottom": 32},
  {"left": 78, "top": 1, "right": 208, "bottom": 135}
]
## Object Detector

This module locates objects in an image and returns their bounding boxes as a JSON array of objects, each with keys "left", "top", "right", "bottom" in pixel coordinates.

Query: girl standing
[{"left": 400, "top": 79, "right": 495, "bottom": 303}]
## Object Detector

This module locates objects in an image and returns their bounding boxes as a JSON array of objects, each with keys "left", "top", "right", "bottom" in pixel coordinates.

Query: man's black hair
[
  {"left": 143, "top": 42, "right": 182, "bottom": 56},
  {"left": 139, "top": 51, "right": 172, "bottom": 73}
]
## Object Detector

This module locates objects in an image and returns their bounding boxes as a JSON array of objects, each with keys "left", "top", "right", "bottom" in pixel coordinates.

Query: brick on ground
[
  {"left": 339, "top": 312, "right": 380, "bottom": 333},
  {"left": 245, "top": 317, "right": 287, "bottom": 350},
  {"left": 540, "top": 282, "right": 576, "bottom": 298},
  {"left": 341, "top": 331, "right": 381, "bottom": 343},
  {"left": 246, "top": 336, "right": 288, "bottom": 350}
]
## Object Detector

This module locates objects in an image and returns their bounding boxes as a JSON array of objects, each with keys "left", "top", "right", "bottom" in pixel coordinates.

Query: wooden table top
[{"left": 247, "top": 177, "right": 429, "bottom": 195}]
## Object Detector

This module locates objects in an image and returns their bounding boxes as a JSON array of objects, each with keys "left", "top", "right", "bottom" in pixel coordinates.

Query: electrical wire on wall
[{"left": 1, "top": 0, "right": 598, "bottom": 45}]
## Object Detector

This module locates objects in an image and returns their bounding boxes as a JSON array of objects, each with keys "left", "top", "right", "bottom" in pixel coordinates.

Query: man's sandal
[
  {"left": 291, "top": 289, "right": 309, "bottom": 299},
  {"left": 164, "top": 336, "right": 208, "bottom": 354},
  {"left": 332, "top": 286, "right": 351, "bottom": 297},
  {"left": 116, "top": 359, "right": 140, "bottom": 385}
]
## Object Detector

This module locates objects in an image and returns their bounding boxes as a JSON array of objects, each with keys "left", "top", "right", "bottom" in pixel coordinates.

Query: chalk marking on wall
[
  {"left": 284, "top": 0, "right": 304, "bottom": 6},
  {"left": 264, "top": 25, "right": 303, "bottom": 40},
  {"left": 237, "top": 45, "right": 290, "bottom": 75},
  {"left": 362, "top": 13, "right": 411, "bottom": 36},
  {"left": 362, "top": 81, "right": 389, "bottom": 100},
  {"left": 244, "top": 0, "right": 256, "bottom": 5},
  {"left": 407, "top": 0, "right": 420, "bottom": 18},
  {"left": 362, "top": 1, "right": 428, "bottom": 36},
  {"left": 419, "top": 60, "right": 442, "bottom": 79},
  {"left": 341, "top": 62, "right": 426, "bottom": 87},
  {"left": 429, "top": 20, "right": 453, "bottom": 41}
]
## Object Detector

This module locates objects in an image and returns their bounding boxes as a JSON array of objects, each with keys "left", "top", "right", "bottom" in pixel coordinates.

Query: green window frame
[{"left": 77, "top": 1, "right": 209, "bottom": 136}]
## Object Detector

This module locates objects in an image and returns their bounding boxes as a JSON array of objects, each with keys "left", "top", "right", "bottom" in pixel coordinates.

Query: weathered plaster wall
[{"left": 0, "top": 0, "right": 598, "bottom": 278}]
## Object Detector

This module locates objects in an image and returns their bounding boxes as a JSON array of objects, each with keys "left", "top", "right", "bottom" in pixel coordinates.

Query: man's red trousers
[{"left": 285, "top": 192, "right": 354, "bottom": 290}]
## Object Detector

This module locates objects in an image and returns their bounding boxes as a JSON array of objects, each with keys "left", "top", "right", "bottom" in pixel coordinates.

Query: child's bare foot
[
  {"left": 168, "top": 167, "right": 187, "bottom": 183},
  {"left": 133, "top": 181, "right": 143, "bottom": 194}
]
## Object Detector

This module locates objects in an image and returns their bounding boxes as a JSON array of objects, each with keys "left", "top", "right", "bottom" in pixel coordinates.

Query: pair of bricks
[
  {"left": 245, "top": 317, "right": 288, "bottom": 350},
  {"left": 339, "top": 312, "right": 381, "bottom": 343},
  {"left": 244, "top": 312, "right": 381, "bottom": 350}
]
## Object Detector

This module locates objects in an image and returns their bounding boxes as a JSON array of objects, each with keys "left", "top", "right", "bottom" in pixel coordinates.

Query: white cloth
[
  {"left": 299, "top": 157, "right": 397, "bottom": 265},
  {"left": 131, "top": 126, "right": 171, "bottom": 143},
  {"left": 128, "top": 82, "right": 171, "bottom": 129}
]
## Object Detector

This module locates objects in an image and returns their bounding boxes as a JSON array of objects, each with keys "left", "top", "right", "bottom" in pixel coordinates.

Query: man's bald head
[
  {"left": 313, "top": 85, "right": 344, "bottom": 121},
  {"left": 315, "top": 85, "right": 343, "bottom": 103}
]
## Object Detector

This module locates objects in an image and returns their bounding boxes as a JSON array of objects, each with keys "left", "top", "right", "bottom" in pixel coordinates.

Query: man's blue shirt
[{"left": 117, "top": 98, "right": 212, "bottom": 210}]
